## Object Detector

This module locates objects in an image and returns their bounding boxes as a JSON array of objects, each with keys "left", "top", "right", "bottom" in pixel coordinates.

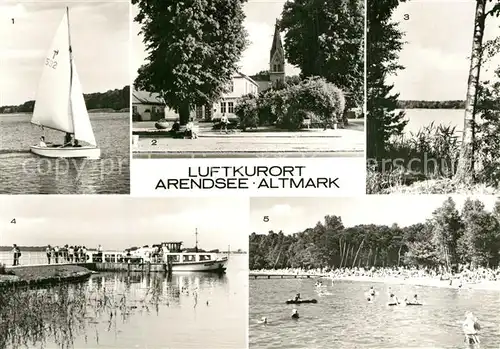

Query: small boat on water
[
  {"left": 285, "top": 299, "right": 317, "bottom": 304},
  {"left": 30, "top": 7, "right": 100, "bottom": 159}
]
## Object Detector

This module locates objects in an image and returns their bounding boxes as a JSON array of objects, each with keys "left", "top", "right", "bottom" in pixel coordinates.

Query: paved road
[
  {"left": 133, "top": 132, "right": 364, "bottom": 157},
  {"left": 133, "top": 151, "right": 363, "bottom": 159}
]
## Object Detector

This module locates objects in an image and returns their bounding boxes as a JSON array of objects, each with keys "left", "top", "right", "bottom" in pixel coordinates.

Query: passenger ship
[{"left": 94, "top": 241, "right": 228, "bottom": 273}]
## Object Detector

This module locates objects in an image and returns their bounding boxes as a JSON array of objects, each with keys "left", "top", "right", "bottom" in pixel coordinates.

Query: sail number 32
[{"left": 45, "top": 58, "right": 58, "bottom": 69}]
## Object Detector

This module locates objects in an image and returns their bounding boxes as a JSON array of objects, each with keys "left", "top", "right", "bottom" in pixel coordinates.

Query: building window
[
  {"left": 132, "top": 106, "right": 138, "bottom": 113},
  {"left": 278, "top": 64, "right": 282, "bottom": 72},
  {"left": 228, "top": 81, "right": 234, "bottom": 92},
  {"left": 220, "top": 101, "right": 227, "bottom": 113},
  {"left": 273, "top": 64, "right": 277, "bottom": 72},
  {"left": 196, "top": 105, "right": 203, "bottom": 119},
  {"left": 228, "top": 102, "right": 234, "bottom": 114}
]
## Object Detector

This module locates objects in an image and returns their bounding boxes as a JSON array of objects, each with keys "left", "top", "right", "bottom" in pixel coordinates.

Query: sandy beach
[{"left": 328, "top": 275, "right": 500, "bottom": 291}]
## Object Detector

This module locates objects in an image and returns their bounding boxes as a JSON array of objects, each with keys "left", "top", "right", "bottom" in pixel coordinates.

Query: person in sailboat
[
  {"left": 63, "top": 133, "right": 72, "bottom": 147},
  {"left": 39, "top": 136, "right": 47, "bottom": 147},
  {"left": 73, "top": 139, "right": 81, "bottom": 147}
]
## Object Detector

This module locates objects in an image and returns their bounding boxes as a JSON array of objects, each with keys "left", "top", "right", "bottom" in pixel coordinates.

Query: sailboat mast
[
  {"left": 195, "top": 228, "right": 198, "bottom": 250},
  {"left": 66, "top": 6, "right": 75, "bottom": 134}
]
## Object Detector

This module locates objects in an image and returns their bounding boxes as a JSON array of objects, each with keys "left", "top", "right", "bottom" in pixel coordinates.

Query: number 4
[{"left": 11, "top": 218, "right": 16, "bottom": 224}]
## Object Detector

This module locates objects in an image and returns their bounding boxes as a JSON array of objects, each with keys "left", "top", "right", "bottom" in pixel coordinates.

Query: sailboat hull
[{"left": 30, "top": 145, "right": 101, "bottom": 159}]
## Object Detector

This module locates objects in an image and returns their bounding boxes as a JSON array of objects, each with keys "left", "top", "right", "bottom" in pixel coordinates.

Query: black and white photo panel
[{"left": 0, "top": 1, "right": 131, "bottom": 194}]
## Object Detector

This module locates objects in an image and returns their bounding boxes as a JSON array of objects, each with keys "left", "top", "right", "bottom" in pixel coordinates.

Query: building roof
[
  {"left": 234, "top": 72, "right": 259, "bottom": 87},
  {"left": 132, "top": 90, "right": 165, "bottom": 105},
  {"left": 270, "top": 19, "right": 284, "bottom": 62}
]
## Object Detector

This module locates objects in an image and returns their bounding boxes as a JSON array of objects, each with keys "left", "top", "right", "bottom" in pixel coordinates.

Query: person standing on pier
[
  {"left": 53, "top": 246, "right": 60, "bottom": 264},
  {"left": 12, "top": 244, "right": 20, "bottom": 266},
  {"left": 46, "top": 245, "right": 52, "bottom": 264}
]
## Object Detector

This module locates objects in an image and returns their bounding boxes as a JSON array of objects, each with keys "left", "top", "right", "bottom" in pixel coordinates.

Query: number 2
[{"left": 151, "top": 139, "right": 157, "bottom": 146}]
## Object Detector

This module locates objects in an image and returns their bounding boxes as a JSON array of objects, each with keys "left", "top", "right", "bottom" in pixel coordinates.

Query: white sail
[
  {"left": 71, "top": 59, "right": 96, "bottom": 146},
  {"left": 31, "top": 12, "right": 73, "bottom": 133}
]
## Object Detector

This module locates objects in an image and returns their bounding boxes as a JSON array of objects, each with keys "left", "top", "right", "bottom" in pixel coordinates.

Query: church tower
[{"left": 269, "top": 19, "right": 285, "bottom": 87}]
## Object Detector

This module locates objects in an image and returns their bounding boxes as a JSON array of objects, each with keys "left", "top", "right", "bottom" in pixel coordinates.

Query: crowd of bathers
[{"left": 251, "top": 265, "right": 500, "bottom": 285}]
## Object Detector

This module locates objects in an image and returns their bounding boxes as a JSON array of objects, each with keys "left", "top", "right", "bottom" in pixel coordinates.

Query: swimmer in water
[
  {"left": 389, "top": 293, "right": 399, "bottom": 305},
  {"left": 260, "top": 317, "right": 268, "bottom": 324},
  {"left": 462, "top": 311, "right": 480, "bottom": 347},
  {"left": 369, "top": 286, "right": 375, "bottom": 296},
  {"left": 291, "top": 309, "right": 299, "bottom": 319}
]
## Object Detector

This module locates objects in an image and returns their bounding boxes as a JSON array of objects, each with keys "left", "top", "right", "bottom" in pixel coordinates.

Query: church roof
[{"left": 270, "top": 19, "right": 283, "bottom": 62}]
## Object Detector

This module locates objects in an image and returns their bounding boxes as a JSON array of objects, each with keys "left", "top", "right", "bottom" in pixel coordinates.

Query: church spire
[
  {"left": 270, "top": 19, "right": 283, "bottom": 62},
  {"left": 269, "top": 18, "right": 285, "bottom": 86}
]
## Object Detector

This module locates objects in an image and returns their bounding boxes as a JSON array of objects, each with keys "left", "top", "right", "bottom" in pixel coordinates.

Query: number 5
[{"left": 263, "top": 216, "right": 269, "bottom": 222}]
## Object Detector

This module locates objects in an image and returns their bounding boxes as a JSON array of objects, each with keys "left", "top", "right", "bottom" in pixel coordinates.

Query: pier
[
  {"left": 249, "top": 272, "right": 327, "bottom": 279},
  {"left": 6, "top": 261, "right": 173, "bottom": 274}
]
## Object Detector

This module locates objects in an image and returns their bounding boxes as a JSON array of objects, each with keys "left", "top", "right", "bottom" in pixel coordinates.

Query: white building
[{"left": 132, "top": 90, "right": 166, "bottom": 121}]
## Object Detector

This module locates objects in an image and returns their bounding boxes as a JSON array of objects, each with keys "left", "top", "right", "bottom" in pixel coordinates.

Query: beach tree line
[
  {"left": 0, "top": 86, "right": 130, "bottom": 114},
  {"left": 249, "top": 197, "right": 500, "bottom": 271},
  {"left": 396, "top": 100, "right": 466, "bottom": 109},
  {"left": 133, "top": 0, "right": 363, "bottom": 126}
]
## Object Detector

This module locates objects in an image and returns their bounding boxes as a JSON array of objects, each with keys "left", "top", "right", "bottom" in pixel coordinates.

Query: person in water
[
  {"left": 39, "top": 136, "right": 47, "bottom": 147},
  {"left": 291, "top": 309, "right": 299, "bottom": 319},
  {"left": 294, "top": 293, "right": 301, "bottom": 302},
  {"left": 260, "top": 317, "right": 268, "bottom": 324},
  {"left": 462, "top": 312, "right": 480, "bottom": 346},
  {"left": 389, "top": 293, "right": 399, "bottom": 304},
  {"left": 369, "top": 286, "right": 375, "bottom": 296}
]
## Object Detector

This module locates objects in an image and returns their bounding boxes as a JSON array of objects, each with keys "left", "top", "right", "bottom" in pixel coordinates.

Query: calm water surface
[
  {"left": 250, "top": 278, "right": 500, "bottom": 348},
  {"left": 0, "top": 113, "right": 130, "bottom": 194},
  {"left": 403, "top": 109, "right": 463, "bottom": 134},
  {"left": 1, "top": 255, "right": 247, "bottom": 349}
]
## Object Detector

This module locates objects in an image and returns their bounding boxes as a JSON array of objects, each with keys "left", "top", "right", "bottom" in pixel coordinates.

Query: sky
[
  {"left": 0, "top": 196, "right": 248, "bottom": 252},
  {"left": 250, "top": 196, "right": 500, "bottom": 235},
  {"left": 0, "top": 0, "right": 130, "bottom": 106},
  {"left": 389, "top": 0, "right": 500, "bottom": 101},
  {"left": 132, "top": 0, "right": 301, "bottom": 80}
]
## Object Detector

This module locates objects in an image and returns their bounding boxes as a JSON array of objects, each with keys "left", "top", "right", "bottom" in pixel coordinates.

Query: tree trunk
[
  {"left": 397, "top": 244, "right": 403, "bottom": 267},
  {"left": 374, "top": 247, "right": 378, "bottom": 267},
  {"left": 352, "top": 237, "right": 366, "bottom": 268},
  {"left": 366, "top": 247, "right": 372, "bottom": 268},
  {"left": 178, "top": 102, "right": 191, "bottom": 125},
  {"left": 455, "top": 0, "right": 487, "bottom": 183}
]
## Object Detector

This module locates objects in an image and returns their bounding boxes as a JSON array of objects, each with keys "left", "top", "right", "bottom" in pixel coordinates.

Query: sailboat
[{"left": 30, "top": 7, "right": 100, "bottom": 159}]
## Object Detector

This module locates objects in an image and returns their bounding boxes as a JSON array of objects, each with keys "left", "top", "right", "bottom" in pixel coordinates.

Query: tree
[
  {"left": 286, "top": 77, "right": 345, "bottom": 130},
  {"left": 430, "top": 197, "right": 463, "bottom": 271},
  {"left": 132, "top": 0, "right": 248, "bottom": 125},
  {"left": 455, "top": 0, "right": 500, "bottom": 183},
  {"left": 366, "top": 0, "right": 407, "bottom": 163},
  {"left": 235, "top": 93, "right": 259, "bottom": 130},
  {"left": 280, "top": 0, "right": 364, "bottom": 109}
]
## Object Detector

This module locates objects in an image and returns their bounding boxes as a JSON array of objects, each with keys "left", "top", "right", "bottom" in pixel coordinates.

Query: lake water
[
  {"left": 403, "top": 109, "right": 464, "bottom": 134},
  {"left": 249, "top": 278, "right": 500, "bottom": 348},
  {"left": 0, "top": 113, "right": 130, "bottom": 194},
  {"left": 1, "top": 254, "right": 248, "bottom": 349}
]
